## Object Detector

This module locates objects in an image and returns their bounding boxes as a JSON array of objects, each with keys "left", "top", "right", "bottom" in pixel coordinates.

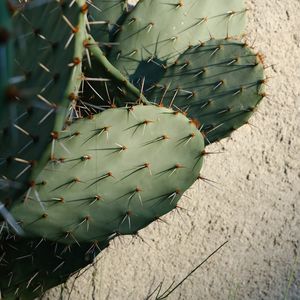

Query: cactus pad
[
  {"left": 0, "top": 232, "right": 108, "bottom": 299},
  {"left": 108, "top": 0, "right": 247, "bottom": 83},
  {"left": 146, "top": 39, "right": 265, "bottom": 144},
  {"left": 0, "top": 0, "right": 88, "bottom": 206},
  {"left": 10, "top": 105, "right": 204, "bottom": 244}
]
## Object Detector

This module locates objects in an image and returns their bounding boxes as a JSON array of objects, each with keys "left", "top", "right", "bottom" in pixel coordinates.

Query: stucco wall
[{"left": 44, "top": 0, "right": 300, "bottom": 299}]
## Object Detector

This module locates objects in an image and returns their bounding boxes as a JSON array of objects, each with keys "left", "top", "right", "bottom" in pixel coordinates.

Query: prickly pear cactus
[
  {"left": 81, "top": 1, "right": 266, "bottom": 145},
  {"left": 0, "top": 0, "right": 88, "bottom": 206},
  {"left": 10, "top": 105, "right": 204, "bottom": 243},
  {"left": 146, "top": 39, "right": 265, "bottom": 144},
  {"left": 0, "top": 230, "right": 108, "bottom": 300},
  {"left": 108, "top": 0, "right": 247, "bottom": 82},
  {"left": 0, "top": 0, "right": 266, "bottom": 298}
]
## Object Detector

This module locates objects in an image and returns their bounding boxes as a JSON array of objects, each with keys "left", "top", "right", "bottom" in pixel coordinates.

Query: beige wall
[{"left": 44, "top": 0, "right": 300, "bottom": 299}]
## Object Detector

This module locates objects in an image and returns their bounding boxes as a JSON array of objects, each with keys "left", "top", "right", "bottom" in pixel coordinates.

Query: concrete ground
[{"left": 44, "top": 0, "right": 300, "bottom": 299}]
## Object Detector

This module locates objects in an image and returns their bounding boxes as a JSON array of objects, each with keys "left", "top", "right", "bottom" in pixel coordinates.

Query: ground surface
[{"left": 44, "top": 0, "right": 300, "bottom": 299}]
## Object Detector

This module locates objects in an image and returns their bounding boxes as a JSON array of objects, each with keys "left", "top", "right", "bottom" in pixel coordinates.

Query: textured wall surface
[{"left": 44, "top": 0, "right": 300, "bottom": 299}]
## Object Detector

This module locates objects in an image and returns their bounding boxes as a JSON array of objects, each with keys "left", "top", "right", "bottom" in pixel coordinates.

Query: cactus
[
  {"left": 0, "top": 0, "right": 88, "bottom": 206},
  {"left": 0, "top": 0, "right": 266, "bottom": 298},
  {"left": 82, "top": 1, "right": 266, "bottom": 144},
  {"left": 81, "top": 35, "right": 149, "bottom": 110},
  {"left": 108, "top": 0, "right": 247, "bottom": 83},
  {"left": 0, "top": 230, "right": 108, "bottom": 299},
  {"left": 10, "top": 105, "right": 204, "bottom": 243},
  {"left": 145, "top": 39, "right": 265, "bottom": 144}
]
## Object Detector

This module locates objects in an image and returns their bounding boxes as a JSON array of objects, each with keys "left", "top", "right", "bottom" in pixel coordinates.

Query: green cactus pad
[
  {"left": 0, "top": 232, "right": 108, "bottom": 300},
  {"left": 108, "top": 0, "right": 247, "bottom": 83},
  {"left": 0, "top": 0, "right": 88, "bottom": 207},
  {"left": 146, "top": 39, "right": 265, "bottom": 144},
  {"left": 10, "top": 105, "right": 204, "bottom": 244}
]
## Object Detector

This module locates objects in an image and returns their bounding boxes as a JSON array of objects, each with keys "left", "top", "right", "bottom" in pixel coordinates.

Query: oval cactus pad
[{"left": 11, "top": 105, "right": 204, "bottom": 244}]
